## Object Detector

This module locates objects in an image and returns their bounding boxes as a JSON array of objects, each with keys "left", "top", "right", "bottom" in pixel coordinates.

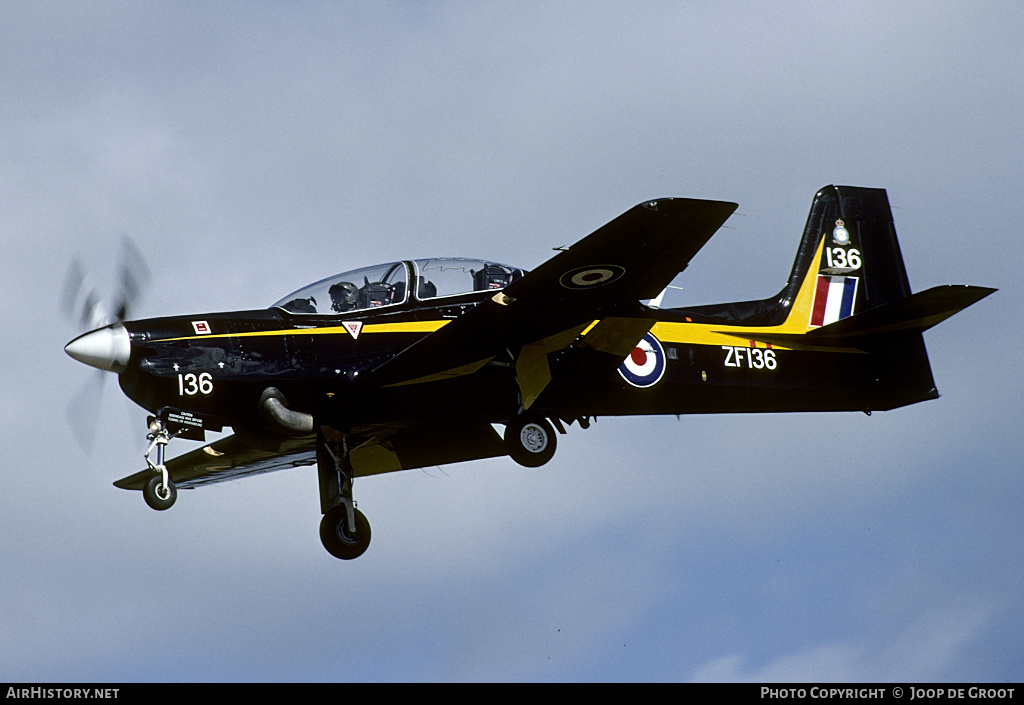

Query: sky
[{"left": 1, "top": 1, "right": 1021, "bottom": 683}]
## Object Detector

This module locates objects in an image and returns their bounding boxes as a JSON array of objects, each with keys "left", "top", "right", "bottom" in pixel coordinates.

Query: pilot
[
  {"left": 416, "top": 276, "right": 437, "bottom": 299},
  {"left": 284, "top": 297, "right": 317, "bottom": 313},
  {"left": 329, "top": 282, "right": 358, "bottom": 313},
  {"left": 473, "top": 264, "right": 511, "bottom": 291}
]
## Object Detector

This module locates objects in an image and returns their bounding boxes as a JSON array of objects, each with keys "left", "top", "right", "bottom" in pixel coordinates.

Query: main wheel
[
  {"left": 143, "top": 474, "right": 177, "bottom": 511},
  {"left": 505, "top": 415, "right": 557, "bottom": 467},
  {"left": 319, "top": 506, "right": 371, "bottom": 560}
]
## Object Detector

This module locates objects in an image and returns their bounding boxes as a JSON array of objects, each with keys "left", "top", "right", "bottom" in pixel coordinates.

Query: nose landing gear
[{"left": 142, "top": 418, "right": 177, "bottom": 510}]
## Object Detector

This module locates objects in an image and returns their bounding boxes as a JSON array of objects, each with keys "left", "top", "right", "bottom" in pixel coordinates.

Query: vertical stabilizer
[
  {"left": 677, "top": 186, "right": 915, "bottom": 328},
  {"left": 783, "top": 185, "right": 914, "bottom": 330}
]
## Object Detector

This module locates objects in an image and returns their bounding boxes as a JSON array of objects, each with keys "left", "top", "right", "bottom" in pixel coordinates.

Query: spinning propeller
[
  {"left": 62, "top": 235, "right": 150, "bottom": 452},
  {"left": 61, "top": 235, "right": 149, "bottom": 331}
]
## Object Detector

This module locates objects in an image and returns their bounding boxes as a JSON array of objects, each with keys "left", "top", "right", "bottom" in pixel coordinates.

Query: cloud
[{"left": 689, "top": 597, "right": 999, "bottom": 682}]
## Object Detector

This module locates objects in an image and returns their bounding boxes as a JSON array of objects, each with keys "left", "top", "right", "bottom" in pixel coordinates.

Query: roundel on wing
[
  {"left": 618, "top": 332, "right": 666, "bottom": 388},
  {"left": 559, "top": 264, "right": 625, "bottom": 290}
]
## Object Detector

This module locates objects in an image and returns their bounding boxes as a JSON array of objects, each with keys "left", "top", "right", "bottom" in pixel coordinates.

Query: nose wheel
[{"left": 143, "top": 472, "right": 177, "bottom": 510}]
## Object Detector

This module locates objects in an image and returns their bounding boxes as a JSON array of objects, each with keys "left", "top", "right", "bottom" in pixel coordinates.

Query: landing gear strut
[
  {"left": 316, "top": 427, "right": 371, "bottom": 559},
  {"left": 142, "top": 418, "right": 177, "bottom": 510}
]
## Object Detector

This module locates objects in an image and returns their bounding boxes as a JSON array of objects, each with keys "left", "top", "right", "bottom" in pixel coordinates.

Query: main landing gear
[
  {"left": 131, "top": 411, "right": 572, "bottom": 558},
  {"left": 504, "top": 415, "right": 557, "bottom": 468},
  {"left": 142, "top": 418, "right": 177, "bottom": 510},
  {"left": 316, "top": 427, "right": 371, "bottom": 560}
]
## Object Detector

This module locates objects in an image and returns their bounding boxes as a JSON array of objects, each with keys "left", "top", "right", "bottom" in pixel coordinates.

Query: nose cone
[{"left": 65, "top": 324, "right": 131, "bottom": 373}]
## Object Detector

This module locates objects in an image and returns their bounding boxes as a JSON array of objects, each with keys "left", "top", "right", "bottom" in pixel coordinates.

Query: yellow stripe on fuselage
[
  {"left": 651, "top": 321, "right": 791, "bottom": 348},
  {"left": 153, "top": 237, "right": 842, "bottom": 352},
  {"left": 364, "top": 320, "right": 449, "bottom": 334},
  {"left": 648, "top": 235, "right": 839, "bottom": 351},
  {"left": 152, "top": 319, "right": 449, "bottom": 343}
]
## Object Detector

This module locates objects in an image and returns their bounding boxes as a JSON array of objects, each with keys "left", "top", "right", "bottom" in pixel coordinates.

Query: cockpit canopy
[{"left": 273, "top": 258, "right": 527, "bottom": 315}]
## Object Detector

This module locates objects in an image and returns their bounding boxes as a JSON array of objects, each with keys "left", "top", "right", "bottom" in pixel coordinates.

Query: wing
[
  {"left": 113, "top": 434, "right": 318, "bottom": 490},
  {"left": 113, "top": 421, "right": 507, "bottom": 490},
  {"left": 364, "top": 197, "right": 738, "bottom": 388}
]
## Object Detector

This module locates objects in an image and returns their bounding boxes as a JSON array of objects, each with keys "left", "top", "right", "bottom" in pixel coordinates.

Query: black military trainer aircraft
[{"left": 64, "top": 186, "right": 994, "bottom": 559}]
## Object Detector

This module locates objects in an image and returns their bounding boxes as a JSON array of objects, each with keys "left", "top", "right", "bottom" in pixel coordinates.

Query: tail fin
[
  {"left": 794, "top": 187, "right": 909, "bottom": 329},
  {"left": 681, "top": 185, "right": 917, "bottom": 326},
  {"left": 680, "top": 185, "right": 994, "bottom": 338},
  {"left": 782, "top": 185, "right": 994, "bottom": 338},
  {"left": 785, "top": 185, "right": 911, "bottom": 327}
]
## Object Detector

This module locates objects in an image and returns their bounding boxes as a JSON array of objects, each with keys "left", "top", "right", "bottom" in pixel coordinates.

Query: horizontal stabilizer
[
  {"left": 806, "top": 285, "right": 995, "bottom": 341},
  {"left": 754, "top": 285, "right": 995, "bottom": 351}
]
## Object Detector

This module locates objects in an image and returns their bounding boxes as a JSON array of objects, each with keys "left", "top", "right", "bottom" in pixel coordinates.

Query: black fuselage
[{"left": 118, "top": 287, "right": 939, "bottom": 446}]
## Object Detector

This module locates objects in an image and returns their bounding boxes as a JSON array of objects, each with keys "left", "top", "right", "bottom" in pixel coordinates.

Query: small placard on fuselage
[{"left": 163, "top": 408, "right": 222, "bottom": 441}]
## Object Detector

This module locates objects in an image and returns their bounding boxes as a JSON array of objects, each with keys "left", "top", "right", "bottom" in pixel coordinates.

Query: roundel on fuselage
[{"left": 618, "top": 332, "right": 666, "bottom": 388}]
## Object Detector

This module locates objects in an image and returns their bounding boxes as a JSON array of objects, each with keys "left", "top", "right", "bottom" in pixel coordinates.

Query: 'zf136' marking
[{"left": 723, "top": 346, "right": 777, "bottom": 370}]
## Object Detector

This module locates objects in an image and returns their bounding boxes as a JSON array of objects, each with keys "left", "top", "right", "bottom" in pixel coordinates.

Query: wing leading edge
[
  {"left": 113, "top": 421, "right": 508, "bottom": 490},
  {"left": 113, "top": 435, "right": 318, "bottom": 490},
  {"left": 364, "top": 197, "right": 738, "bottom": 389}
]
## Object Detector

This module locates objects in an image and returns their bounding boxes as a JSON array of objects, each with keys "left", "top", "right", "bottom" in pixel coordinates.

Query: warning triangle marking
[{"left": 344, "top": 321, "right": 363, "bottom": 340}]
